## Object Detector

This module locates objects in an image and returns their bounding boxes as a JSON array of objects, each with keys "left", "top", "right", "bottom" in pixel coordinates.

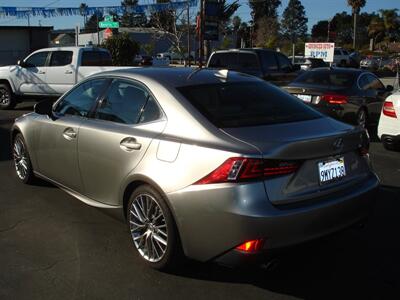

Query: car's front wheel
[
  {"left": 0, "top": 83, "right": 16, "bottom": 110},
  {"left": 127, "top": 185, "right": 182, "bottom": 270},
  {"left": 13, "top": 133, "right": 35, "bottom": 184}
]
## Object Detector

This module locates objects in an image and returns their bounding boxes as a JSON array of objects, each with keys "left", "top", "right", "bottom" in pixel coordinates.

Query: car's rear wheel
[
  {"left": 127, "top": 185, "right": 182, "bottom": 270},
  {"left": 0, "top": 83, "right": 16, "bottom": 110},
  {"left": 357, "top": 108, "right": 367, "bottom": 129},
  {"left": 13, "top": 133, "right": 35, "bottom": 184}
]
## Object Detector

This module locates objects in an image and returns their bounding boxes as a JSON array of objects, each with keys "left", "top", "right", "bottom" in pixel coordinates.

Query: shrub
[{"left": 101, "top": 32, "right": 140, "bottom": 66}]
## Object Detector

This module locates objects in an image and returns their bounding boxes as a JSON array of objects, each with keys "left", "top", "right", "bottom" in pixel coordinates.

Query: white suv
[
  {"left": 378, "top": 91, "right": 400, "bottom": 150},
  {"left": 333, "top": 48, "right": 351, "bottom": 67}
]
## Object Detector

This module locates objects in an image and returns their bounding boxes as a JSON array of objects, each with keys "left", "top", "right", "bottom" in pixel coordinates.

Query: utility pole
[
  {"left": 199, "top": 0, "right": 204, "bottom": 67},
  {"left": 27, "top": 14, "right": 30, "bottom": 27},
  {"left": 96, "top": 12, "right": 100, "bottom": 46},
  {"left": 187, "top": 0, "right": 191, "bottom": 67}
]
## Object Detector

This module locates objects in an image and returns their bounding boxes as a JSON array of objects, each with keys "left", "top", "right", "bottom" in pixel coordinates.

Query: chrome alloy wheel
[
  {"left": 357, "top": 109, "right": 366, "bottom": 128},
  {"left": 13, "top": 137, "right": 29, "bottom": 180},
  {"left": 0, "top": 87, "right": 10, "bottom": 106},
  {"left": 129, "top": 193, "right": 168, "bottom": 263}
]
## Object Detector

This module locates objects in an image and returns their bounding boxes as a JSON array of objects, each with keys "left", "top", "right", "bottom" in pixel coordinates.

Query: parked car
[
  {"left": 0, "top": 46, "right": 129, "bottom": 110},
  {"left": 348, "top": 51, "right": 362, "bottom": 68},
  {"left": 139, "top": 55, "right": 153, "bottom": 66},
  {"left": 289, "top": 57, "right": 328, "bottom": 70},
  {"left": 378, "top": 91, "right": 400, "bottom": 150},
  {"left": 12, "top": 67, "right": 378, "bottom": 269},
  {"left": 283, "top": 68, "right": 393, "bottom": 129},
  {"left": 360, "top": 56, "right": 381, "bottom": 71},
  {"left": 207, "top": 48, "right": 300, "bottom": 86},
  {"left": 333, "top": 48, "right": 351, "bottom": 67}
]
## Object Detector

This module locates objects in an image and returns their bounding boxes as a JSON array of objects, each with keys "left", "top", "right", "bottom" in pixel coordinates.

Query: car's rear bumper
[{"left": 167, "top": 173, "right": 379, "bottom": 264}]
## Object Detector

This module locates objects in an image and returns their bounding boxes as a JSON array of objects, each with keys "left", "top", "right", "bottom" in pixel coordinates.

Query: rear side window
[
  {"left": 178, "top": 82, "right": 321, "bottom": 128},
  {"left": 260, "top": 51, "right": 279, "bottom": 72},
  {"left": 49, "top": 51, "right": 73, "bottom": 66},
  {"left": 294, "top": 71, "right": 356, "bottom": 88},
  {"left": 359, "top": 74, "right": 385, "bottom": 90},
  {"left": 95, "top": 80, "right": 149, "bottom": 124},
  {"left": 81, "top": 51, "right": 112, "bottom": 66},
  {"left": 208, "top": 53, "right": 237, "bottom": 68}
]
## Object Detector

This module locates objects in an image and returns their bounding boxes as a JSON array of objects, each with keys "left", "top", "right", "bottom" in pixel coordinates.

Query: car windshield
[
  {"left": 178, "top": 81, "right": 321, "bottom": 128},
  {"left": 293, "top": 71, "right": 356, "bottom": 88}
]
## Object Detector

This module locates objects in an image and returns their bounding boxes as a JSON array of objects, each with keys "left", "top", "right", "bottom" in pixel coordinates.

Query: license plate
[
  {"left": 318, "top": 157, "right": 346, "bottom": 184},
  {"left": 295, "top": 94, "right": 312, "bottom": 103}
]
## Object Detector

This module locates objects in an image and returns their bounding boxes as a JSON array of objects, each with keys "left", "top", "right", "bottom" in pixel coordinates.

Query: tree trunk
[{"left": 353, "top": 12, "right": 357, "bottom": 49}]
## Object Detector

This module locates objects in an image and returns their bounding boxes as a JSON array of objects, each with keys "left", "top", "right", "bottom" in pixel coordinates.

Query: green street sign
[
  {"left": 99, "top": 21, "right": 119, "bottom": 28},
  {"left": 104, "top": 15, "right": 114, "bottom": 22}
]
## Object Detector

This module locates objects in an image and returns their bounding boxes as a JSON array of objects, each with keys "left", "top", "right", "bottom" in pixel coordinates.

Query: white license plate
[
  {"left": 318, "top": 157, "right": 346, "bottom": 184},
  {"left": 295, "top": 94, "right": 312, "bottom": 103}
]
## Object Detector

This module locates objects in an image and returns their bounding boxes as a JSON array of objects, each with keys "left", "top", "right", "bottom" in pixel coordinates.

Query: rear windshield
[
  {"left": 294, "top": 71, "right": 356, "bottom": 88},
  {"left": 178, "top": 81, "right": 321, "bottom": 128}
]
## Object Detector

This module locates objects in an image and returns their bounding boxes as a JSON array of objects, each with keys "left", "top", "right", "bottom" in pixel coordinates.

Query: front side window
[
  {"left": 25, "top": 52, "right": 49, "bottom": 67},
  {"left": 49, "top": 51, "right": 73, "bottom": 67},
  {"left": 95, "top": 80, "right": 149, "bottom": 124},
  {"left": 260, "top": 51, "right": 279, "bottom": 72},
  {"left": 276, "top": 53, "right": 292, "bottom": 72},
  {"left": 55, "top": 79, "right": 108, "bottom": 117}
]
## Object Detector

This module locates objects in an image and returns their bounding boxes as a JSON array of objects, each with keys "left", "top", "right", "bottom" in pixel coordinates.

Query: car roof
[
  {"left": 212, "top": 48, "right": 276, "bottom": 54},
  {"left": 91, "top": 67, "right": 260, "bottom": 88},
  {"left": 306, "top": 67, "right": 366, "bottom": 74}
]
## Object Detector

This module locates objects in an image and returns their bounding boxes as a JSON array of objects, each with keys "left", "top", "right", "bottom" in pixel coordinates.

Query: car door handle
[
  {"left": 63, "top": 128, "right": 77, "bottom": 140},
  {"left": 120, "top": 137, "right": 141, "bottom": 151},
  {"left": 38, "top": 71, "right": 46, "bottom": 74},
  {"left": 65, "top": 70, "right": 73, "bottom": 74}
]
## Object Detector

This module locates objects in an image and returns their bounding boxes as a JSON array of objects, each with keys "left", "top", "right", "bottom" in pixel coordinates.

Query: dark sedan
[{"left": 283, "top": 68, "right": 393, "bottom": 128}]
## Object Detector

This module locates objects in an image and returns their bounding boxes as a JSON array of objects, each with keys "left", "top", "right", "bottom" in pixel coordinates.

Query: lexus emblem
[{"left": 333, "top": 138, "right": 344, "bottom": 150}]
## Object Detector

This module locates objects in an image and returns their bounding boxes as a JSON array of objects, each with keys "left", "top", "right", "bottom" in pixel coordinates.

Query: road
[{"left": 0, "top": 102, "right": 399, "bottom": 300}]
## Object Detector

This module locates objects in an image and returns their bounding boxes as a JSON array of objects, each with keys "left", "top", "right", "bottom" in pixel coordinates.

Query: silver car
[{"left": 12, "top": 68, "right": 379, "bottom": 269}]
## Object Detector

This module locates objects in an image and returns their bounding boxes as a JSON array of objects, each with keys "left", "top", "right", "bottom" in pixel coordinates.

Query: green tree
[
  {"left": 101, "top": 32, "right": 140, "bottom": 65},
  {"left": 249, "top": 0, "right": 281, "bottom": 21},
  {"left": 255, "top": 16, "right": 279, "bottom": 49},
  {"left": 347, "top": 0, "right": 366, "bottom": 49},
  {"left": 311, "top": 20, "right": 329, "bottom": 41},
  {"left": 368, "top": 16, "right": 385, "bottom": 49},
  {"left": 281, "top": 0, "right": 308, "bottom": 42},
  {"left": 83, "top": 12, "right": 104, "bottom": 33},
  {"left": 148, "top": 1, "right": 174, "bottom": 32},
  {"left": 219, "top": 0, "right": 240, "bottom": 36},
  {"left": 120, "top": 0, "right": 143, "bottom": 27},
  {"left": 379, "top": 9, "right": 400, "bottom": 41}
]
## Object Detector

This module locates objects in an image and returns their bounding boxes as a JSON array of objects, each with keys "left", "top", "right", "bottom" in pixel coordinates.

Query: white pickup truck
[{"left": 0, "top": 46, "right": 126, "bottom": 109}]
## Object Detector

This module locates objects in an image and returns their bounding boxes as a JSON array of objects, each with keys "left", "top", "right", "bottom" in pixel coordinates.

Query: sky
[{"left": 0, "top": 0, "right": 398, "bottom": 31}]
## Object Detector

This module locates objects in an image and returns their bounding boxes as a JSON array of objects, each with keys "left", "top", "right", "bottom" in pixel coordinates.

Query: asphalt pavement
[{"left": 0, "top": 102, "right": 399, "bottom": 300}]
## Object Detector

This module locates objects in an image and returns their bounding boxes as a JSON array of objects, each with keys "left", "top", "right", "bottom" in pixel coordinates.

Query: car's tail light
[
  {"left": 382, "top": 101, "right": 397, "bottom": 118},
  {"left": 236, "top": 239, "right": 264, "bottom": 253},
  {"left": 320, "top": 94, "right": 348, "bottom": 105},
  {"left": 195, "top": 157, "right": 299, "bottom": 184}
]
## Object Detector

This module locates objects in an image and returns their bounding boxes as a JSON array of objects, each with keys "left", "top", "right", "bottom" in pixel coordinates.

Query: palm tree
[
  {"left": 368, "top": 16, "right": 385, "bottom": 49},
  {"left": 79, "top": 3, "right": 88, "bottom": 26},
  {"left": 219, "top": 0, "right": 240, "bottom": 36},
  {"left": 347, "top": 0, "right": 366, "bottom": 49},
  {"left": 379, "top": 9, "right": 399, "bottom": 41}
]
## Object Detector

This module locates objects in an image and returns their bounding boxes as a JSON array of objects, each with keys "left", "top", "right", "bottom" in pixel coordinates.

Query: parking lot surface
[{"left": 0, "top": 102, "right": 399, "bottom": 300}]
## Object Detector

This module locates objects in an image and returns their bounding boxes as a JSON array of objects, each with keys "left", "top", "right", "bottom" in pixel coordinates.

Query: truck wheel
[{"left": 0, "top": 83, "right": 16, "bottom": 110}]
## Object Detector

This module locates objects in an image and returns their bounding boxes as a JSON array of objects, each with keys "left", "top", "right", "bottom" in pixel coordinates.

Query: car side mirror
[
  {"left": 34, "top": 99, "right": 56, "bottom": 120},
  {"left": 17, "top": 60, "right": 26, "bottom": 67},
  {"left": 386, "top": 85, "right": 394, "bottom": 92}
]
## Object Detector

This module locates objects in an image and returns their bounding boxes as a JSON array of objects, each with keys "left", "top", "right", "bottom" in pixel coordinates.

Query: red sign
[{"left": 104, "top": 28, "right": 113, "bottom": 40}]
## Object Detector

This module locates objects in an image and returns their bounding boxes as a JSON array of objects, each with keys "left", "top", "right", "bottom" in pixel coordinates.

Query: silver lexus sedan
[{"left": 11, "top": 67, "right": 378, "bottom": 269}]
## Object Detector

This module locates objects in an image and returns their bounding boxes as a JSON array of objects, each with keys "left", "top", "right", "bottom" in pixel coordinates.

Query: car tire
[
  {"left": 12, "top": 133, "right": 35, "bottom": 184},
  {"left": 357, "top": 108, "right": 368, "bottom": 129},
  {"left": 0, "top": 83, "right": 16, "bottom": 110},
  {"left": 127, "top": 184, "right": 183, "bottom": 270}
]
